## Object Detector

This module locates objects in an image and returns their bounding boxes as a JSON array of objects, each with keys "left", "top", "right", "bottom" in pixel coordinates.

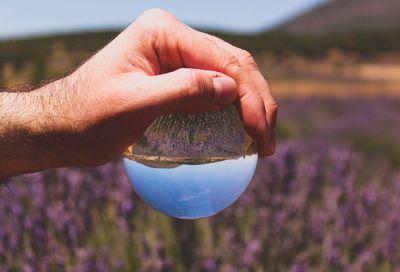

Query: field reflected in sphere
[
  {"left": 123, "top": 106, "right": 258, "bottom": 219},
  {"left": 123, "top": 154, "right": 257, "bottom": 219}
]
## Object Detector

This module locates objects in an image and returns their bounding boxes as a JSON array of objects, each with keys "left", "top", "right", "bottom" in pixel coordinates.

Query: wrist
[
  {"left": 0, "top": 78, "right": 79, "bottom": 179},
  {"left": 32, "top": 76, "right": 85, "bottom": 168}
]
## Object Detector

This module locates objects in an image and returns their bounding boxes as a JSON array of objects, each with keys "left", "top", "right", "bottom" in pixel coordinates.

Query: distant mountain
[{"left": 280, "top": 0, "right": 400, "bottom": 34}]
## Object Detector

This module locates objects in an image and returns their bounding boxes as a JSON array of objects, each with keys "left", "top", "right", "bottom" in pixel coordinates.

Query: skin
[{"left": 0, "top": 9, "right": 277, "bottom": 180}]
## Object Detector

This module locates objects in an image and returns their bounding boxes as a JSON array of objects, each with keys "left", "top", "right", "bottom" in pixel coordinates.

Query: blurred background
[{"left": 1, "top": 0, "right": 400, "bottom": 271}]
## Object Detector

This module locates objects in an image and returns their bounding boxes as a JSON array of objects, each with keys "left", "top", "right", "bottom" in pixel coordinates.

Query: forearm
[{"left": 0, "top": 80, "right": 76, "bottom": 180}]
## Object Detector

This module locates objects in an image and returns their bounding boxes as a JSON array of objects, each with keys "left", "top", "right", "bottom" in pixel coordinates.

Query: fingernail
[{"left": 213, "top": 77, "right": 237, "bottom": 105}]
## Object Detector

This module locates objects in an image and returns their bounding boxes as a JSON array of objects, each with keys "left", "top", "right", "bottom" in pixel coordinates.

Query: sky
[{"left": 0, "top": 0, "right": 325, "bottom": 40}]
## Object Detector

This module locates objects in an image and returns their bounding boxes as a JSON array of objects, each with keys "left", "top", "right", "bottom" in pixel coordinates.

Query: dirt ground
[{"left": 257, "top": 50, "right": 400, "bottom": 97}]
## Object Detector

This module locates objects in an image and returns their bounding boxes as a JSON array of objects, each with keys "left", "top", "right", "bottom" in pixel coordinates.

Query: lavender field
[{"left": 1, "top": 97, "right": 400, "bottom": 271}]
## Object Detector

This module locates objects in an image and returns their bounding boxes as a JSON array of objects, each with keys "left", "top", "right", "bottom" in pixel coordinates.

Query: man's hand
[{"left": 0, "top": 9, "right": 277, "bottom": 179}]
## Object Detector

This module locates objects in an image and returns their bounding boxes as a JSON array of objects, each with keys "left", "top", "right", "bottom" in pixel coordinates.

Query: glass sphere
[{"left": 123, "top": 106, "right": 258, "bottom": 219}]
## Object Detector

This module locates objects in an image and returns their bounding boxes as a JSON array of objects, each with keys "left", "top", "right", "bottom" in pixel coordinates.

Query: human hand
[
  {"left": 0, "top": 9, "right": 277, "bottom": 178},
  {"left": 60, "top": 9, "right": 277, "bottom": 166}
]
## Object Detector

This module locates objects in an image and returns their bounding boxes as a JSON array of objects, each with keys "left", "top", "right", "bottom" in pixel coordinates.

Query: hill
[{"left": 280, "top": 0, "right": 400, "bottom": 34}]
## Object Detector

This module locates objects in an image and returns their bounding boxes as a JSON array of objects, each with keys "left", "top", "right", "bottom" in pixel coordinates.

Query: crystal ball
[{"left": 123, "top": 106, "right": 258, "bottom": 219}]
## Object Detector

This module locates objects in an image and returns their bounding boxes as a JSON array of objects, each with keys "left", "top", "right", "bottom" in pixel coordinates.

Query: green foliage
[
  {"left": 220, "top": 26, "right": 400, "bottom": 57},
  {"left": 1, "top": 26, "right": 399, "bottom": 84},
  {"left": 0, "top": 30, "right": 119, "bottom": 66},
  {"left": 0, "top": 30, "right": 119, "bottom": 84}
]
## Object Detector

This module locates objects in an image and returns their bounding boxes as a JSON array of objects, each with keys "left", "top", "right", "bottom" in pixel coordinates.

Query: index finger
[
  {"left": 199, "top": 33, "right": 278, "bottom": 156},
  {"left": 140, "top": 10, "right": 276, "bottom": 156},
  {"left": 170, "top": 26, "right": 276, "bottom": 156}
]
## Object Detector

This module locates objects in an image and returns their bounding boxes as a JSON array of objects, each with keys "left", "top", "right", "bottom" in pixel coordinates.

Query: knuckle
[
  {"left": 180, "top": 70, "right": 204, "bottom": 97},
  {"left": 222, "top": 54, "right": 241, "bottom": 73},
  {"left": 269, "top": 101, "right": 278, "bottom": 113},
  {"left": 186, "top": 70, "right": 213, "bottom": 101},
  {"left": 186, "top": 69, "right": 198, "bottom": 89},
  {"left": 140, "top": 8, "right": 174, "bottom": 20},
  {"left": 135, "top": 9, "right": 178, "bottom": 31},
  {"left": 186, "top": 69, "right": 199, "bottom": 90},
  {"left": 237, "top": 49, "right": 259, "bottom": 70}
]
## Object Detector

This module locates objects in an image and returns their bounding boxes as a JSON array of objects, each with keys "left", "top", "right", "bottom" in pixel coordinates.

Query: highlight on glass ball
[{"left": 123, "top": 106, "right": 258, "bottom": 219}]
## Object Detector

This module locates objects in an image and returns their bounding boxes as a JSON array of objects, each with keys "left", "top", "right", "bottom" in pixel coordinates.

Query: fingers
[
  {"left": 265, "top": 100, "right": 278, "bottom": 156},
  {"left": 132, "top": 9, "right": 278, "bottom": 156},
  {"left": 236, "top": 93, "right": 270, "bottom": 156},
  {"left": 123, "top": 69, "right": 238, "bottom": 116},
  {"left": 176, "top": 32, "right": 276, "bottom": 156},
  {"left": 135, "top": 10, "right": 243, "bottom": 74},
  {"left": 198, "top": 33, "right": 278, "bottom": 156}
]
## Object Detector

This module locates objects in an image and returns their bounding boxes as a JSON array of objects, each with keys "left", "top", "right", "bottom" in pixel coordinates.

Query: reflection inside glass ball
[
  {"left": 123, "top": 154, "right": 257, "bottom": 219},
  {"left": 123, "top": 106, "right": 258, "bottom": 219}
]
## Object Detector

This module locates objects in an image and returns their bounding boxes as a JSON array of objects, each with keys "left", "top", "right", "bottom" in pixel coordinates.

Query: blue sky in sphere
[{"left": 0, "top": 0, "right": 325, "bottom": 39}]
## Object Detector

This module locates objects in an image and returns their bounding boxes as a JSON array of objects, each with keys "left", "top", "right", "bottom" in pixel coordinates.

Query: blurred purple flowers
[{"left": 1, "top": 97, "right": 400, "bottom": 271}]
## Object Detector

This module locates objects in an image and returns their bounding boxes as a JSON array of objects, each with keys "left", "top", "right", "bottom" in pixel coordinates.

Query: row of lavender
[{"left": 1, "top": 97, "right": 399, "bottom": 271}]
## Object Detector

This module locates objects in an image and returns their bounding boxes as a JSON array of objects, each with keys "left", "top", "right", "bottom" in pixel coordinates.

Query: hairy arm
[
  {"left": 0, "top": 9, "right": 277, "bottom": 181},
  {"left": 0, "top": 80, "right": 77, "bottom": 180}
]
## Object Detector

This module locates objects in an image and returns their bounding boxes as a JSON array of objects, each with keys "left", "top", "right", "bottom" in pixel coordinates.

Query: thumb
[{"left": 135, "top": 68, "right": 238, "bottom": 115}]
